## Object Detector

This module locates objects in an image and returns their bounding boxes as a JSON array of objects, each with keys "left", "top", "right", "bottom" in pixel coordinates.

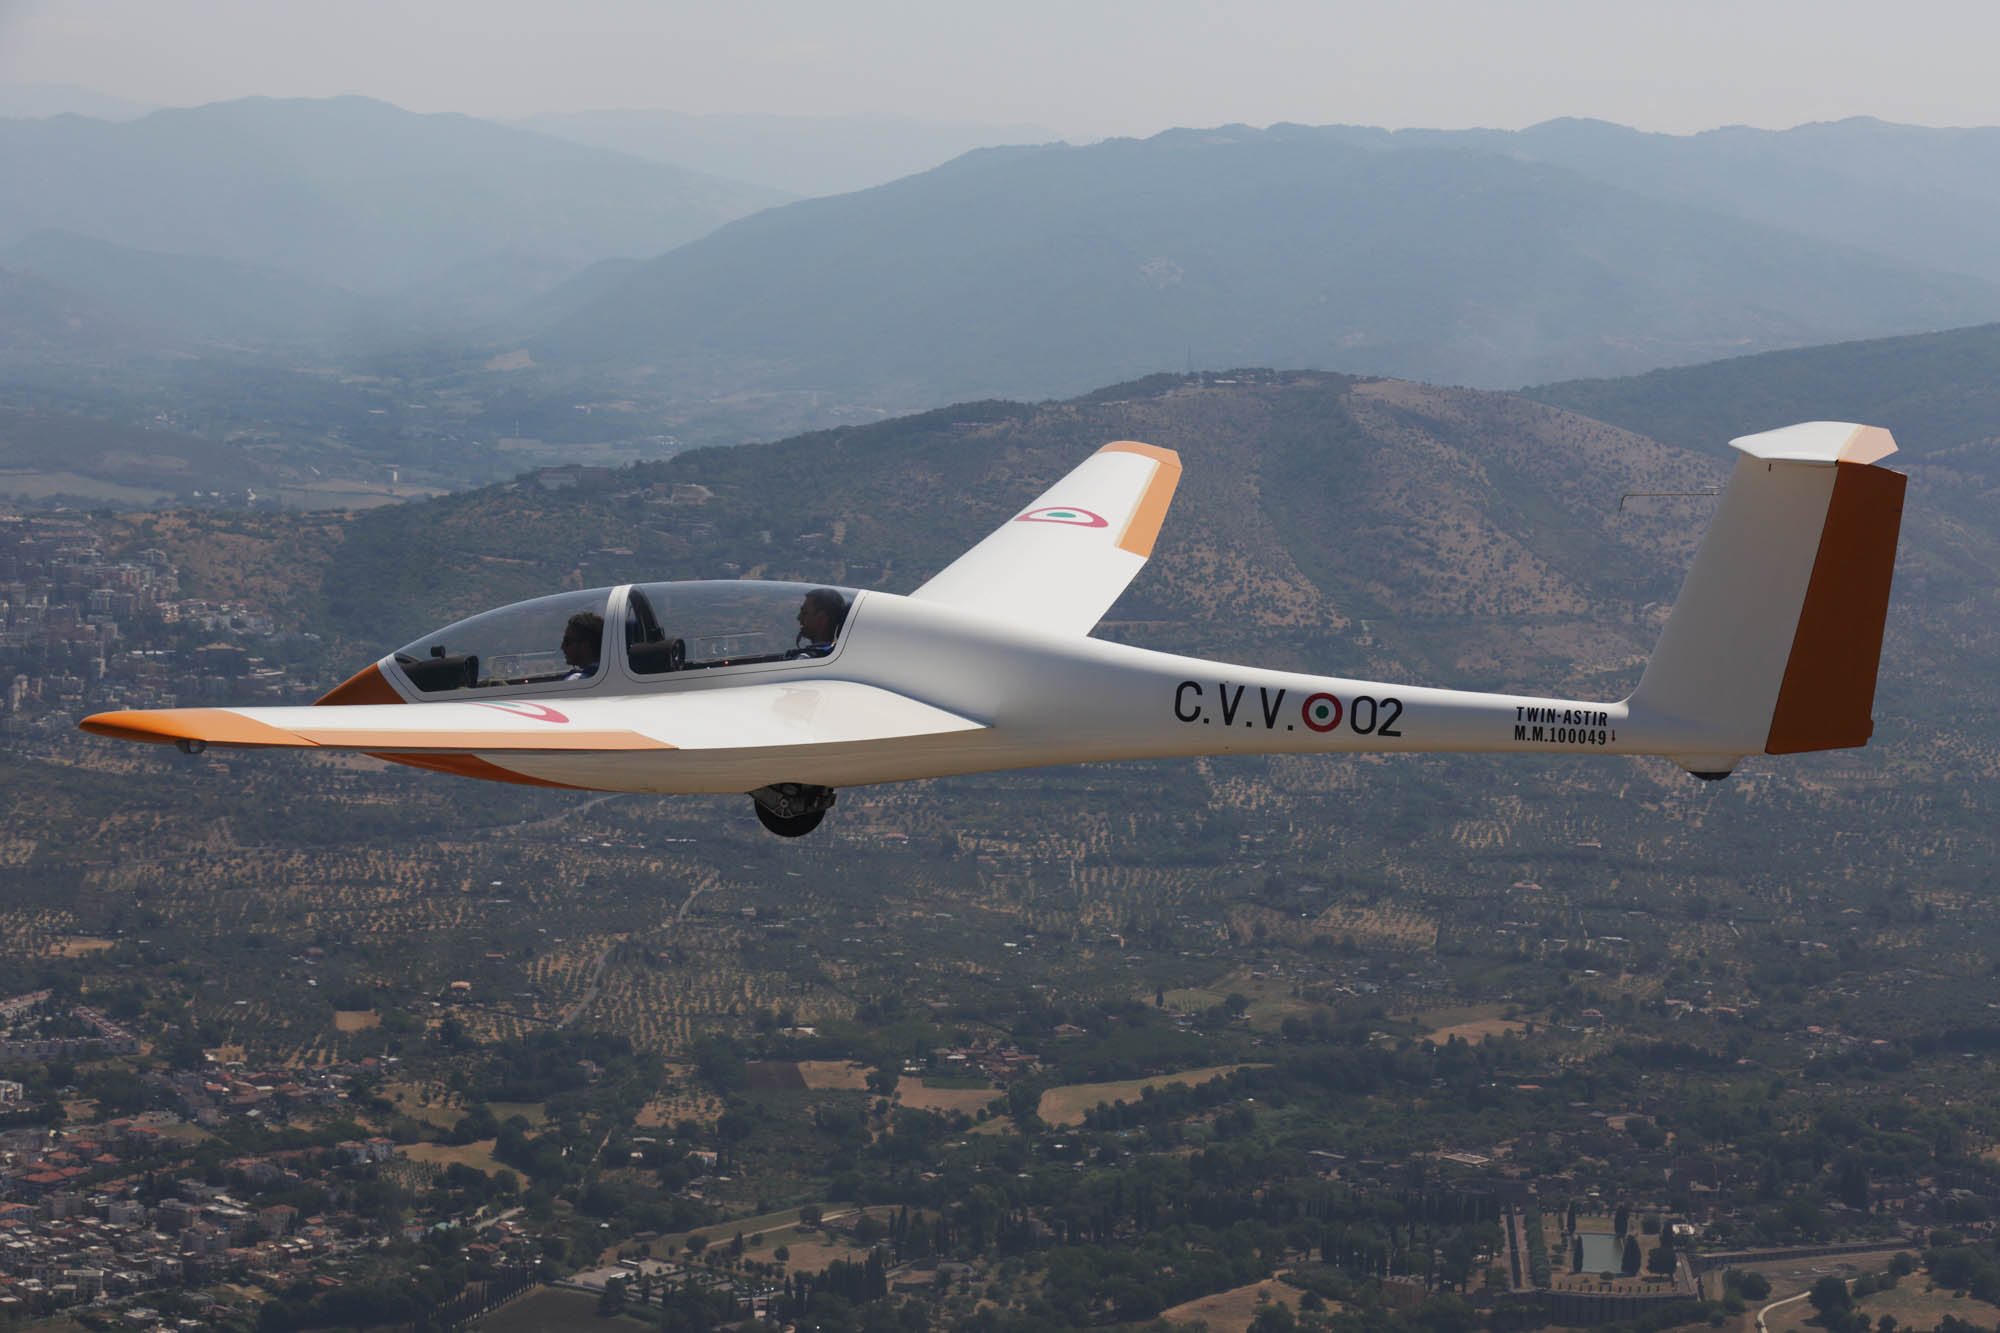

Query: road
[{"left": 1759, "top": 1281, "right": 1839, "bottom": 1333}]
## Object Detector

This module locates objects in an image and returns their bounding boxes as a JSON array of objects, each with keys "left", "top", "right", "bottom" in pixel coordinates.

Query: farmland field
[
  {"left": 1159, "top": 1278, "right": 1309, "bottom": 1333},
  {"left": 1037, "top": 1064, "right": 1266, "bottom": 1126}
]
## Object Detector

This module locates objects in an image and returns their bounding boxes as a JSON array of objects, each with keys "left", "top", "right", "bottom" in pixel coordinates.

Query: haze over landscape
[{"left": 4, "top": 5, "right": 2000, "bottom": 1332}]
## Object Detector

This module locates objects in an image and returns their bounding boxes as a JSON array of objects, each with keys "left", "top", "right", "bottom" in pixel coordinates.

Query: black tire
[{"left": 754, "top": 802, "right": 825, "bottom": 837}]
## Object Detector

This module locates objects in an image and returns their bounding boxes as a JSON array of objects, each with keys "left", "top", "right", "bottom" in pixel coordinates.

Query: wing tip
[
  {"left": 1097, "top": 441, "right": 1182, "bottom": 558},
  {"left": 80, "top": 708, "right": 310, "bottom": 748},
  {"left": 1097, "top": 440, "right": 1182, "bottom": 471}
]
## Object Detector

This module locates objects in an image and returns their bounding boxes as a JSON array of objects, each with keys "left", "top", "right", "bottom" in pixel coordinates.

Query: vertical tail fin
[{"left": 1628, "top": 422, "right": 1905, "bottom": 776}]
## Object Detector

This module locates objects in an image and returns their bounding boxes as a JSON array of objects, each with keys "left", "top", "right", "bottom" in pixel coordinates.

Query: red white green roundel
[
  {"left": 1301, "top": 693, "right": 1343, "bottom": 732},
  {"left": 1016, "top": 506, "right": 1108, "bottom": 527}
]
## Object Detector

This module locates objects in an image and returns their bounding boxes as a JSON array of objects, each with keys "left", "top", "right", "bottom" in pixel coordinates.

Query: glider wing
[
  {"left": 910, "top": 440, "right": 1181, "bottom": 636},
  {"left": 81, "top": 681, "right": 986, "bottom": 753}
]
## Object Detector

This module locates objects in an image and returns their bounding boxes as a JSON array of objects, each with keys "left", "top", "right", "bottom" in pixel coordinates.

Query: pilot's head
[
  {"left": 562, "top": 611, "right": 604, "bottom": 668},
  {"left": 797, "top": 588, "right": 848, "bottom": 646}
]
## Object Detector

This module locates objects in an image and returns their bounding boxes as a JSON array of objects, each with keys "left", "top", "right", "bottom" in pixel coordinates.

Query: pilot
[
  {"left": 793, "top": 588, "right": 848, "bottom": 657},
  {"left": 561, "top": 611, "right": 604, "bottom": 679}
]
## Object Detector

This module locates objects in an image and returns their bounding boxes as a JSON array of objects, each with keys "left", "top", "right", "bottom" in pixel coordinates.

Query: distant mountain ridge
[
  {"left": 532, "top": 123, "right": 2000, "bottom": 399},
  {"left": 1316, "top": 116, "right": 2000, "bottom": 287},
  {"left": 0, "top": 82, "right": 155, "bottom": 120},
  {"left": 2, "top": 230, "right": 377, "bottom": 348},
  {"left": 511, "top": 107, "right": 1063, "bottom": 197},
  {"left": 0, "top": 95, "right": 788, "bottom": 296},
  {"left": 9, "top": 104, "right": 2000, "bottom": 466}
]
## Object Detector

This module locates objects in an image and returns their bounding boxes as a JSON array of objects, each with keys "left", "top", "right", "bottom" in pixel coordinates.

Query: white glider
[{"left": 82, "top": 426, "right": 1905, "bottom": 836}]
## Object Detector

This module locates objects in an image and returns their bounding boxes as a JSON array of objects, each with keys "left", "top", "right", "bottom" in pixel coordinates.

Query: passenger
[
  {"left": 793, "top": 588, "right": 848, "bottom": 657},
  {"left": 561, "top": 611, "right": 604, "bottom": 679}
]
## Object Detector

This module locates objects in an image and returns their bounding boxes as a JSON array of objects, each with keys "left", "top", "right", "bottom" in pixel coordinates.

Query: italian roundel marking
[
  {"left": 1300, "top": 693, "right": 1343, "bottom": 732},
  {"left": 1015, "top": 506, "right": 1108, "bottom": 528},
  {"left": 475, "top": 701, "right": 570, "bottom": 724}
]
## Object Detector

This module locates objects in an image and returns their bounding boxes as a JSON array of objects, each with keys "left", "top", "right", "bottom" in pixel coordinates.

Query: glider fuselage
[
  {"left": 80, "top": 423, "right": 1905, "bottom": 832},
  {"left": 431, "top": 589, "right": 1688, "bottom": 794}
]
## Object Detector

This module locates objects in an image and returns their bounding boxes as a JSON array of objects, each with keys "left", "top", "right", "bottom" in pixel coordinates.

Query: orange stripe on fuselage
[
  {"left": 315, "top": 662, "right": 405, "bottom": 706},
  {"left": 78, "top": 708, "right": 674, "bottom": 753},
  {"left": 1096, "top": 440, "right": 1183, "bottom": 558},
  {"left": 288, "top": 728, "right": 674, "bottom": 752},
  {"left": 1765, "top": 461, "right": 1906, "bottom": 754},
  {"left": 371, "top": 752, "right": 598, "bottom": 789}
]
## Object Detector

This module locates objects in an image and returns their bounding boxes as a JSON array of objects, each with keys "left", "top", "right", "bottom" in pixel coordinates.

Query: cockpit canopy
[{"left": 390, "top": 581, "right": 856, "bottom": 696}]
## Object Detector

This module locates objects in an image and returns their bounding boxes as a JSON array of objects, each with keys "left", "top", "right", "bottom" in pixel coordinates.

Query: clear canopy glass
[
  {"left": 388, "top": 581, "right": 855, "bottom": 694},
  {"left": 393, "top": 588, "right": 614, "bottom": 694},
  {"left": 623, "top": 581, "right": 853, "bottom": 675}
]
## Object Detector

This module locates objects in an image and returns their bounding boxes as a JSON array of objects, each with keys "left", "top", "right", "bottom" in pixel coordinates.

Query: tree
[
  {"left": 1622, "top": 1236, "right": 1642, "bottom": 1276},
  {"left": 1251, "top": 1304, "right": 1298, "bottom": 1333},
  {"left": 1615, "top": 1205, "right": 1631, "bottom": 1236},
  {"left": 1648, "top": 1244, "right": 1677, "bottom": 1276},
  {"left": 599, "top": 1276, "right": 628, "bottom": 1316},
  {"left": 1809, "top": 1276, "right": 1851, "bottom": 1315},
  {"left": 1835, "top": 1157, "right": 1871, "bottom": 1209}
]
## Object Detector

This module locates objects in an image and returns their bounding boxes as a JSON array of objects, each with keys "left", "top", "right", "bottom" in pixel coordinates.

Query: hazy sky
[{"left": 4, "top": 0, "right": 1999, "bottom": 137}]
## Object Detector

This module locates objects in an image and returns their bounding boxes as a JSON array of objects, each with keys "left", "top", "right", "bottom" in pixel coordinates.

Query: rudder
[{"left": 1627, "top": 422, "right": 1905, "bottom": 774}]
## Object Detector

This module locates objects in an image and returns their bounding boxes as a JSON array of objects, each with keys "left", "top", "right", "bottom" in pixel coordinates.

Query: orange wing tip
[
  {"left": 1097, "top": 441, "right": 1183, "bottom": 558},
  {"left": 79, "top": 708, "right": 314, "bottom": 748},
  {"left": 1097, "top": 440, "right": 1182, "bottom": 468},
  {"left": 315, "top": 663, "right": 405, "bottom": 707}
]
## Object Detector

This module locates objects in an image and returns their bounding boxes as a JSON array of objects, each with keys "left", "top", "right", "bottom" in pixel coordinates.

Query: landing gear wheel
[
  {"left": 749, "top": 783, "right": 836, "bottom": 838},
  {"left": 755, "top": 803, "right": 826, "bottom": 838}
]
